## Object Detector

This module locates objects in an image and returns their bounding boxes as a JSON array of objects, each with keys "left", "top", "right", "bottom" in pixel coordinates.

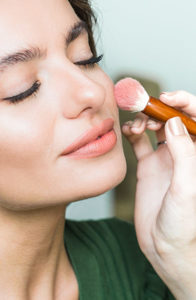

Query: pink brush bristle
[{"left": 114, "top": 77, "right": 149, "bottom": 112}]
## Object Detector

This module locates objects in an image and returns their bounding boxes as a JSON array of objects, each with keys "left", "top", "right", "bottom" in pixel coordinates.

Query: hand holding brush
[
  {"left": 114, "top": 78, "right": 196, "bottom": 299},
  {"left": 114, "top": 77, "right": 196, "bottom": 136}
]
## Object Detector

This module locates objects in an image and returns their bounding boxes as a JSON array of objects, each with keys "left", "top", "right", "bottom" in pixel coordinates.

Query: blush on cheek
[{"left": 0, "top": 118, "right": 46, "bottom": 168}]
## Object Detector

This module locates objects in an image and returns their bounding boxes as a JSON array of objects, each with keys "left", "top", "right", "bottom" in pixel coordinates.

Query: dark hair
[{"left": 68, "top": 0, "right": 97, "bottom": 56}]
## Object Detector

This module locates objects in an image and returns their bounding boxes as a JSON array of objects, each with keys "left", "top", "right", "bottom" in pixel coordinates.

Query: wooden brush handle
[{"left": 143, "top": 96, "right": 196, "bottom": 136}]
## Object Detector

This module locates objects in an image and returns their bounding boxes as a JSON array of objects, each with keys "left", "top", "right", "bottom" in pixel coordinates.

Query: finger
[
  {"left": 123, "top": 116, "right": 166, "bottom": 148},
  {"left": 122, "top": 127, "right": 154, "bottom": 160},
  {"left": 124, "top": 114, "right": 164, "bottom": 133},
  {"left": 130, "top": 113, "right": 148, "bottom": 135},
  {"left": 165, "top": 117, "right": 196, "bottom": 194},
  {"left": 123, "top": 113, "right": 148, "bottom": 136},
  {"left": 146, "top": 119, "right": 163, "bottom": 131},
  {"left": 144, "top": 119, "right": 166, "bottom": 145},
  {"left": 160, "top": 90, "right": 196, "bottom": 117},
  {"left": 156, "top": 126, "right": 166, "bottom": 144}
]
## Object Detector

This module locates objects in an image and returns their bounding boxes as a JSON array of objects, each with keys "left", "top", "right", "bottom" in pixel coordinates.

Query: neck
[{"left": 0, "top": 204, "right": 77, "bottom": 300}]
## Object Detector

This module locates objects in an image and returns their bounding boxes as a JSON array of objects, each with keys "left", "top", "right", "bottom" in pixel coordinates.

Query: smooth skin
[
  {"left": 122, "top": 91, "right": 196, "bottom": 299},
  {"left": 0, "top": 0, "right": 195, "bottom": 299},
  {"left": 0, "top": 0, "right": 126, "bottom": 299}
]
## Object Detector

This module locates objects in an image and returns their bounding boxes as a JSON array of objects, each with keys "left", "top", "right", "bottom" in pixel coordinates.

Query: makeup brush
[{"left": 114, "top": 77, "right": 196, "bottom": 136}]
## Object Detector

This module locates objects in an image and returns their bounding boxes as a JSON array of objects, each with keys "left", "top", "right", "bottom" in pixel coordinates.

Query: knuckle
[
  {"left": 177, "top": 89, "right": 187, "bottom": 95},
  {"left": 171, "top": 174, "right": 196, "bottom": 199},
  {"left": 177, "top": 90, "right": 189, "bottom": 97},
  {"left": 178, "top": 90, "right": 196, "bottom": 102}
]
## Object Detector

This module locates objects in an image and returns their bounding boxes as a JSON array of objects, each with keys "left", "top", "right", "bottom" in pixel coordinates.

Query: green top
[{"left": 64, "top": 217, "right": 175, "bottom": 300}]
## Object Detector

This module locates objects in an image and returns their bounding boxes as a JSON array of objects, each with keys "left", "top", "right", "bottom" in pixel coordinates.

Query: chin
[
  {"left": 0, "top": 144, "right": 127, "bottom": 211},
  {"left": 70, "top": 148, "right": 127, "bottom": 202}
]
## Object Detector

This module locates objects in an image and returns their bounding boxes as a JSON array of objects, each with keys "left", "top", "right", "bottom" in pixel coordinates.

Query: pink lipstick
[{"left": 61, "top": 118, "right": 117, "bottom": 159}]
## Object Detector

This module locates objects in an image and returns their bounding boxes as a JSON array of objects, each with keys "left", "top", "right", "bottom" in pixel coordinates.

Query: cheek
[
  {"left": 98, "top": 71, "right": 118, "bottom": 111},
  {"left": 102, "top": 74, "right": 120, "bottom": 125},
  {"left": 0, "top": 110, "right": 52, "bottom": 168}
]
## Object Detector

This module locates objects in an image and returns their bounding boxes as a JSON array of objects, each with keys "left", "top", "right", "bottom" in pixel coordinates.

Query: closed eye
[
  {"left": 2, "top": 54, "right": 103, "bottom": 104},
  {"left": 2, "top": 80, "right": 41, "bottom": 104},
  {"left": 75, "top": 54, "right": 103, "bottom": 68}
]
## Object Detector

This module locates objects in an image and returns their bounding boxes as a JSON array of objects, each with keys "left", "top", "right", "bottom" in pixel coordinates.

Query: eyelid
[
  {"left": 75, "top": 54, "right": 103, "bottom": 66},
  {"left": 2, "top": 80, "right": 41, "bottom": 102},
  {"left": 1, "top": 54, "right": 104, "bottom": 104}
]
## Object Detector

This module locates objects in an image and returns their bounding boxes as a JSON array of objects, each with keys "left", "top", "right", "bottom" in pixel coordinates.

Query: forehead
[{"left": 0, "top": 0, "right": 79, "bottom": 54}]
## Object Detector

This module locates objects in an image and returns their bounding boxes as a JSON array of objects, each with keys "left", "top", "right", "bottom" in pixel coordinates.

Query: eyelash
[{"left": 3, "top": 54, "right": 104, "bottom": 104}]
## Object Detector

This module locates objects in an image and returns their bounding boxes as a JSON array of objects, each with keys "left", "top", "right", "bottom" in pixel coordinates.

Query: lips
[{"left": 61, "top": 118, "right": 115, "bottom": 156}]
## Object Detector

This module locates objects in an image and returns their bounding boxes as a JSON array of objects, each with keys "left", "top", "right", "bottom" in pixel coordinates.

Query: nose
[{"left": 52, "top": 60, "right": 106, "bottom": 119}]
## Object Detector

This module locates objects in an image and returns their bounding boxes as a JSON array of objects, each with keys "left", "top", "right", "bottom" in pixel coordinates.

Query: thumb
[{"left": 165, "top": 117, "right": 196, "bottom": 193}]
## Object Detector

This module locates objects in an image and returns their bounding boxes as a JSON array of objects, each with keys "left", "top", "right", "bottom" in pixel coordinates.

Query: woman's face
[{"left": 0, "top": 0, "right": 126, "bottom": 210}]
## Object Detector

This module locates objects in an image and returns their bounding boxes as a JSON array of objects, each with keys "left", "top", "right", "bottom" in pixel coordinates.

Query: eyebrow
[{"left": 0, "top": 20, "right": 88, "bottom": 73}]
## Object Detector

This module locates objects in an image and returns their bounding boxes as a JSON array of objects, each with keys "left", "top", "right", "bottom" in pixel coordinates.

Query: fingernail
[
  {"left": 168, "top": 117, "right": 186, "bottom": 136},
  {"left": 160, "top": 93, "right": 170, "bottom": 99},
  {"left": 132, "top": 118, "right": 142, "bottom": 128},
  {"left": 147, "top": 120, "right": 157, "bottom": 126},
  {"left": 122, "top": 124, "right": 130, "bottom": 133},
  {"left": 124, "top": 120, "right": 133, "bottom": 127}
]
